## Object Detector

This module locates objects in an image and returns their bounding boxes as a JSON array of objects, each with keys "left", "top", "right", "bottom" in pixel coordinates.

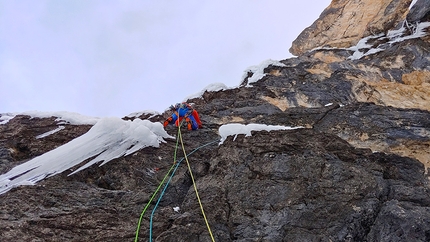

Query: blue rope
[
  {"left": 149, "top": 139, "right": 218, "bottom": 241},
  {"left": 135, "top": 126, "right": 181, "bottom": 242}
]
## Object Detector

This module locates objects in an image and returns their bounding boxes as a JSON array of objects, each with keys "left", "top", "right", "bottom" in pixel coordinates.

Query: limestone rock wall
[
  {"left": 1, "top": 1, "right": 430, "bottom": 241},
  {"left": 290, "top": 0, "right": 415, "bottom": 56}
]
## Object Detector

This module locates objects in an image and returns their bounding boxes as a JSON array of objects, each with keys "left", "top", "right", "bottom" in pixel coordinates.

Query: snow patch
[
  {"left": 184, "top": 82, "right": 230, "bottom": 101},
  {"left": 0, "top": 111, "right": 99, "bottom": 125},
  {"left": 242, "top": 59, "right": 286, "bottom": 87},
  {"left": 183, "top": 60, "right": 286, "bottom": 102},
  {"left": 219, "top": 123, "right": 303, "bottom": 144},
  {"left": 0, "top": 117, "right": 173, "bottom": 195},
  {"left": 126, "top": 110, "right": 160, "bottom": 119},
  {"left": 0, "top": 113, "right": 16, "bottom": 125}
]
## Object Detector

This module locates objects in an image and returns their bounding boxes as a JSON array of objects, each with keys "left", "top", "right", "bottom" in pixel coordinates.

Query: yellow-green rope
[{"left": 178, "top": 125, "right": 215, "bottom": 242}]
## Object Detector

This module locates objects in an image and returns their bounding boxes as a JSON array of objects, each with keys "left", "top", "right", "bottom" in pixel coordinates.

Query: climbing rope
[
  {"left": 178, "top": 124, "right": 216, "bottom": 242},
  {"left": 134, "top": 122, "right": 218, "bottom": 242},
  {"left": 134, "top": 127, "right": 181, "bottom": 242},
  {"left": 148, "top": 144, "right": 182, "bottom": 241}
]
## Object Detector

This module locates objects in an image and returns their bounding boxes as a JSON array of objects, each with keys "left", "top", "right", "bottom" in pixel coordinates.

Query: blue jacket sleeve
[
  {"left": 171, "top": 113, "right": 178, "bottom": 123},
  {"left": 188, "top": 116, "right": 198, "bottom": 130}
]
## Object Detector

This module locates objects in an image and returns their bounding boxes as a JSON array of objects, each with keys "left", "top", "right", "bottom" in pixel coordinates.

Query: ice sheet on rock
[
  {"left": 347, "top": 22, "right": 430, "bottom": 60},
  {"left": 36, "top": 126, "right": 66, "bottom": 139},
  {"left": 219, "top": 123, "right": 303, "bottom": 144},
  {"left": 388, "top": 22, "right": 430, "bottom": 43},
  {"left": 312, "top": 21, "right": 430, "bottom": 61},
  {"left": 0, "top": 117, "right": 173, "bottom": 195},
  {"left": 347, "top": 34, "right": 384, "bottom": 60},
  {"left": 409, "top": 0, "right": 418, "bottom": 9}
]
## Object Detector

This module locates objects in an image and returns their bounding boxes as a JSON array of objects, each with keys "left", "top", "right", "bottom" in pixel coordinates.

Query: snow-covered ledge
[
  {"left": 219, "top": 123, "right": 303, "bottom": 144},
  {"left": 0, "top": 117, "right": 173, "bottom": 195}
]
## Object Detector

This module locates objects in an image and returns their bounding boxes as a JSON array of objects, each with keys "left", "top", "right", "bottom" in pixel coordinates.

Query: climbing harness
[{"left": 134, "top": 122, "right": 218, "bottom": 242}]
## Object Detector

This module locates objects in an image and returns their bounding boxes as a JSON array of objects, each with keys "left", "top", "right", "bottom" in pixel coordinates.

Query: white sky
[{"left": 0, "top": 0, "right": 331, "bottom": 117}]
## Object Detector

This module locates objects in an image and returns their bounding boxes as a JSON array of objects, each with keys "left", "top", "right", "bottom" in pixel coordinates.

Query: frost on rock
[
  {"left": 219, "top": 123, "right": 303, "bottom": 144},
  {"left": 0, "top": 117, "right": 174, "bottom": 195},
  {"left": 241, "top": 59, "right": 286, "bottom": 87}
]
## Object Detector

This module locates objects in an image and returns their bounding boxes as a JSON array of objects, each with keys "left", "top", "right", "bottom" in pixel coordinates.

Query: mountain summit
[{"left": 1, "top": 0, "right": 430, "bottom": 241}]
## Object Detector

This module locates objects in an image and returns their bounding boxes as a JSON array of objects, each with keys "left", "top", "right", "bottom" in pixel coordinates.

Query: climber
[{"left": 163, "top": 102, "right": 202, "bottom": 130}]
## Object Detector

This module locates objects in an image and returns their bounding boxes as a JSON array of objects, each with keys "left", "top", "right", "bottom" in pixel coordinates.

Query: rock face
[
  {"left": 1, "top": 0, "right": 430, "bottom": 241},
  {"left": 407, "top": 0, "right": 430, "bottom": 23},
  {"left": 0, "top": 115, "right": 92, "bottom": 173},
  {"left": 290, "top": 0, "right": 430, "bottom": 56}
]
